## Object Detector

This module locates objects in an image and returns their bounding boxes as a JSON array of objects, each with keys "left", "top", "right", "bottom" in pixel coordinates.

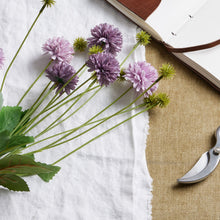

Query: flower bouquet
[{"left": 0, "top": 0, "right": 174, "bottom": 192}]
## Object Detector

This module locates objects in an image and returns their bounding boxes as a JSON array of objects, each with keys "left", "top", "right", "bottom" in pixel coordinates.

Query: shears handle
[{"left": 214, "top": 126, "right": 220, "bottom": 155}]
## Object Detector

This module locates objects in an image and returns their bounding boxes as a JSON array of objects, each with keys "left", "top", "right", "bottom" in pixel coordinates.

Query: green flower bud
[
  {"left": 159, "top": 63, "right": 175, "bottom": 79},
  {"left": 88, "top": 45, "right": 103, "bottom": 55},
  {"left": 42, "top": 0, "right": 56, "bottom": 7},
  {"left": 143, "top": 93, "right": 170, "bottom": 108},
  {"left": 136, "top": 31, "right": 151, "bottom": 46},
  {"left": 118, "top": 69, "right": 126, "bottom": 81},
  {"left": 156, "top": 93, "right": 170, "bottom": 108},
  {"left": 143, "top": 94, "right": 158, "bottom": 107},
  {"left": 73, "top": 37, "right": 88, "bottom": 52}
]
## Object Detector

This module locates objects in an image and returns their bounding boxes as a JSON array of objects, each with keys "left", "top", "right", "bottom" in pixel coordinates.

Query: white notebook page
[
  {"left": 167, "top": 0, "right": 220, "bottom": 82},
  {"left": 146, "top": 0, "right": 207, "bottom": 42}
]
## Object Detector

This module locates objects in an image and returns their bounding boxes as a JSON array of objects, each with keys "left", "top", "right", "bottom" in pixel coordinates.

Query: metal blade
[{"left": 178, "top": 148, "right": 219, "bottom": 184}]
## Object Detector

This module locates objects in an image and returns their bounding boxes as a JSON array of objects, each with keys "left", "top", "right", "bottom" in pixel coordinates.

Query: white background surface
[{"left": 0, "top": 0, "right": 152, "bottom": 219}]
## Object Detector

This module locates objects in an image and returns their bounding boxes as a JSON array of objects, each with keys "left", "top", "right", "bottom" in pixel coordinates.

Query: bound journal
[{"left": 106, "top": 0, "right": 220, "bottom": 90}]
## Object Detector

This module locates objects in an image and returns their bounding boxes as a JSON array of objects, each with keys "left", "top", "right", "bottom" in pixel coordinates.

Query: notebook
[{"left": 106, "top": 0, "right": 220, "bottom": 90}]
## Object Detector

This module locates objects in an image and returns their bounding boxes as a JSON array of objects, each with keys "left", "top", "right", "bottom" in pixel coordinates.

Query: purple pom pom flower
[
  {"left": 0, "top": 48, "right": 4, "bottom": 69},
  {"left": 42, "top": 37, "right": 74, "bottom": 63},
  {"left": 87, "top": 23, "right": 123, "bottom": 56},
  {"left": 124, "top": 61, "right": 158, "bottom": 97},
  {"left": 86, "top": 53, "right": 120, "bottom": 86},
  {"left": 46, "top": 62, "right": 79, "bottom": 95}
]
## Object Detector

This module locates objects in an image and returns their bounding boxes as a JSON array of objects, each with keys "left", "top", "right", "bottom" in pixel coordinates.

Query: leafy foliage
[
  {"left": 0, "top": 155, "right": 60, "bottom": 191},
  {"left": 0, "top": 106, "right": 33, "bottom": 155},
  {"left": 38, "top": 164, "right": 61, "bottom": 182},
  {"left": 0, "top": 92, "right": 3, "bottom": 110},
  {"left": 0, "top": 130, "right": 34, "bottom": 155},
  {"left": 0, "top": 174, "right": 29, "bottom": 191},
  {"left": 0, "top": 106, "right": 23, "bottom": 133}
]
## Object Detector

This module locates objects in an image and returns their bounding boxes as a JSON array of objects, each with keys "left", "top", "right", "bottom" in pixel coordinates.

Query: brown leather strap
[{"left": 163, "top": 39, "right": 220, "bottom": 53}]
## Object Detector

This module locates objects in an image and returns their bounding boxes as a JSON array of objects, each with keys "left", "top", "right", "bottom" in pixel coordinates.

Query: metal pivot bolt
[
  {"left": 213, "top": 147, "right": 220, "bottom": 155},
  {"left": 214, "top": 126, "right": 220, "bottom": 155}
]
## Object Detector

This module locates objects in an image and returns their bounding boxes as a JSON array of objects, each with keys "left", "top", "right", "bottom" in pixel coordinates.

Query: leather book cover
[{"left": 117, "top": 0, "right": 161, "bottom": 20}]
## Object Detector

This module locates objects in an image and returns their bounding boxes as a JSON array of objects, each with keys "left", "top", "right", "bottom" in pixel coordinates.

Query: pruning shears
[{"left": 178, "top": 126, "right": 220, "bottom": 184}]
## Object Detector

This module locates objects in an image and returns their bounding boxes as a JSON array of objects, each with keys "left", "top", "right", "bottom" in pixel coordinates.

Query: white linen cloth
[{"left": 0, "top": 0, "right": 152, "bottom": 219}]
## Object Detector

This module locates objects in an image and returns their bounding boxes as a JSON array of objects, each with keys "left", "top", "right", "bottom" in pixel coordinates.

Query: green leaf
[
  {"left": 25, "top": 153, "right": 35, "bottom": 160},
  {"left": 0, "top": 155, "right": 56, "bottom": 175},
  {"left": 13, "top": 109, "right": 30, "bottom": 134},
  {"left": 0, "top": 174, "right": 29, "bottom": 191},
  {"left": 0, "top": 130, "right": 34, "bottom": 154},
  {"left": 0, "top": 130, "right": 10, "bottom": 151},
  {"left": 0, "top": 92, "right": 3, "bottom": 111},
  {"left": 38, "top": 164, "right": 61, "bottom": 182},
  {"left": 0, "top": 106, "right": 22, "bottom": 133},
  {"left": 7, "top": 135, "right": 34, "bottom": 148}
]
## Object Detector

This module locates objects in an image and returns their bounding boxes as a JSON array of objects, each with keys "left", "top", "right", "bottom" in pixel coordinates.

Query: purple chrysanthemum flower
[
  {"left": 124, "top": 61, "right": 158, "bottom": 97},
  {"left": 46, "top": 62, "right": 79, "bottom": 95},
  {"left": 0, "top": 48, "right": 4, "bottom": 69},
  {"left": 87, "top": 23, "right": 123, "bottom": 55},
  {"left": 86, "top": 53, "right": 120, "bottom": 86},
  {"left": 42, "top": 37, "right": 74, "bottom": 63}
]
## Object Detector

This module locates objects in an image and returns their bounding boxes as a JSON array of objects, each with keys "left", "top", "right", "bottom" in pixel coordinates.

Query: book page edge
[{"left": 173, "top": 53, "right": 220, "bottom": 90}]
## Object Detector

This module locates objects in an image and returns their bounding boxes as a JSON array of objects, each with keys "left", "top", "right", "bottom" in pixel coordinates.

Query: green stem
[
  {"left": 24, "top": 86, "right": 132, "bottom": 149},
  {"left": 11, "top": 84, "right": 55, "bottom": 136},
  {"left": 45, "top": 85, "right": 99, "bottom": 112},
  {"left": 52, "top": 106, "right": 153, "bottom": 165},
  {"left": 120, "top": 43, "right": 139, "bottom": 67},
  {"left": 30, "top": 42, "right": 142, "bottom": 138},
  {"left": 26, "top": 100, "right": 144, "bottom": 149},
  {"left": 14, "top": 82, "right": 52, "bottom": 134},
  {"left": 24, "top": 76, "right": 160, "bottom": 155},
  {"left": 25, "top": 75, "right": 162, "bottom": 155},
  {"left": 21, "top": 75, "right": 94, "bottom": 135},
  {"left": 0, "top": 4, "right": 47, "bottom": 92},
  {"left": 49, "top": 76, "right": 161, "bottom": 148},
  {"left": 43, "top": 86, "right": 102, "bottom": 134},
  {"left": 17, "top": 60, "right": 52, "bottom": 106},
  {"left": 33, "top": 79, "right": 97, "bottom": 138}
]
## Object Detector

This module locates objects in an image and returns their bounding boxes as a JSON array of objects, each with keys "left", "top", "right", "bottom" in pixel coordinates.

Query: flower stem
[
  {"left": 52, "top": 105, "right": 153, "bottom": 165},
  {"left": 22, "top": 76, "right": 95, "bottom": 136},
  {"left": 17, "top": 60, "right": 52, "bottom": 106},
  {"left": 24, "top": 77, "right": 160, "bottom": 155},
  {"left": 48, "top": 76, "right": 161, "bottom": 148},
  {"left": 42, "top": 86, "right": 102, "bottom": 134},
  {"left": 24, "top": 86, "right": 132, "bottom": 150},
  {"left": 29, "top": 102, "right": 142, "bottom": 149},
  {"left": 23, "top": 85, "right": 99, "bottom": 133},
  {"left": 33, "top": 79, "right": 98, "bottom": 138},
  {"left": 45, "top": 85, "right": 99, "bottom": 112},
  {"left": 11, "top": 84, "right": 56, "bottom": 136},
  {"left": 120, "top": 43, "right": 139, "bottom": 67},
  {"left": 0, "top": 4, "right": 47, "bottom": 92},
  {"left": 29, "top": 41, "right": 141, "bottom": 138},
  {"left": 25, "top": 75, "right": 162, "bottom": 155}
]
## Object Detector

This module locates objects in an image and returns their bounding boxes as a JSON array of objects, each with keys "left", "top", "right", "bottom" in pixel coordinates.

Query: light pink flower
[
  {"left": 42, "top": 37, "right": 74, "bottom": 63},
  {"left": 125, "top": 61, "right": 158, "bottom": 97}
]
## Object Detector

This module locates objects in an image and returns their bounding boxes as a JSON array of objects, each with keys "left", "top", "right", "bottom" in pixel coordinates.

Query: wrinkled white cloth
[{"left": 0, "top": 0, "right": 152, "bottom": 219}]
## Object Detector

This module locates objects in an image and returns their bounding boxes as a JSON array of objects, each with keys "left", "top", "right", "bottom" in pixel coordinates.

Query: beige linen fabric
[{"left": 146, "top": 40, "right": 220, "bottom": 220}]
